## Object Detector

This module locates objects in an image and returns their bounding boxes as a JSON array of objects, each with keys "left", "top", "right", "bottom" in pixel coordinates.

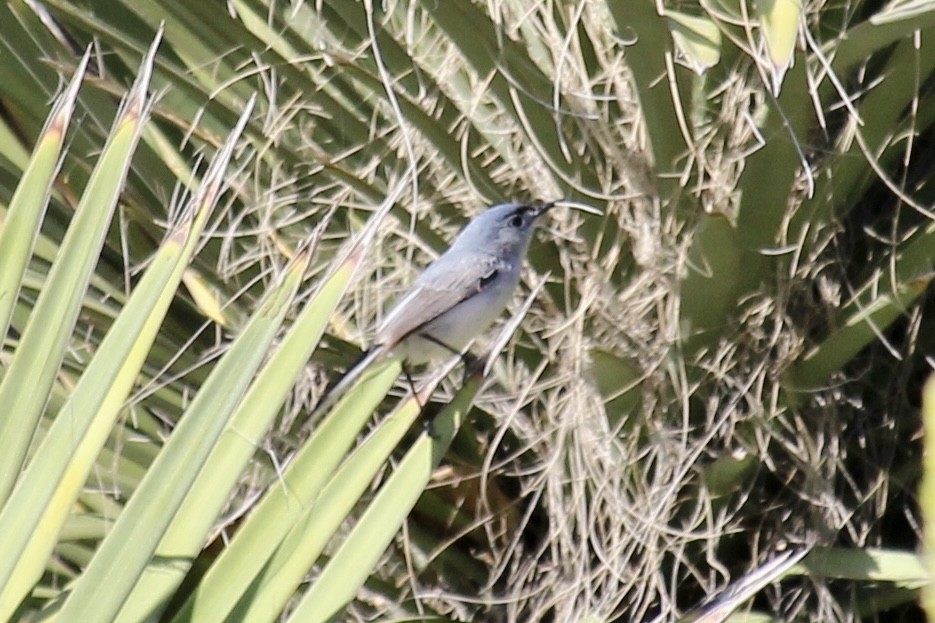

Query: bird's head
[{"left": 453, "top": 201, "right": 557, "bottom": 254}]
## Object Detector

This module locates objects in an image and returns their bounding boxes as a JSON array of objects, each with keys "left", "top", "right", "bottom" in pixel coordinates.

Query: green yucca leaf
[
  {"left": 285, "top": 373, "right": 481, "bottom": 623},
  {"left": 667, "top": 10, "right": 722, "bottom": 74},
  {"left": 0, "top": 34, "right": 156, "bottom": 505},
  {"left": 606, "top": 2, "right": 689, "bottom": 201},
  {"left": 227, "top": 386, "right": 432, "bottom": 621},
  {"left": 679, "top": 213, "right": 744, "bottom": 349},
  {"left": 53, "top": 182, "right": 307, "bottom": 623},
  {"left": 172, "top": 358, "right": 402, "bottom": 623},
  {"left": 427, "top": 2, "right": 599, "bottom": 195},
  {"left": 0, "top": 189, "right": 186, "bottom": 616},
  {"left": 828, "top": 5, "right": 935, "bottom": 74},
  {"left": 788, "top": 277, "right": 930, "bottom": 395},
  {"left": 736, "top": 58, "right": 812, "bottom": 250},
  {"left": 115, "top": 200, "right": 391, "bottom": 623},
  {"left": 788, "top": 213, "right": 935, "bottom": 393},
  {"left": 0, "top": 116, "right": 30, "bottom": 171},
  {"left": 921, "top": 374, "right": 935, "bottom": 618},
  {"left": 0, "top": 81, "right": 252, "bottom": 622},
  {"left": 284, "top": 279, "right": 544, "bottom": 622},
  {"left": 798, "top": 547, "right": 927, "bottom": 587},
  {"left": 757, "top": 0, "right": 801, "bottom": 92},
  {"left": 0, "top": 51, "right": 88, "bottom": 350}
]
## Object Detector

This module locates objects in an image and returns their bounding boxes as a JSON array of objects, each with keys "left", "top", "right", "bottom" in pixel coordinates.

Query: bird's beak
[
  {"left": 544, "top": 199, "right": 603, "bottom": 216},
  {"left": 533, "top": 200, "right": 559, "bottom": 218}
]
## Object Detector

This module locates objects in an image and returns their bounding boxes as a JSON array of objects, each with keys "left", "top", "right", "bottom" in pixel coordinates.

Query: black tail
[{"left": 310, "top": 345, "right": 385, "bottom": 418}]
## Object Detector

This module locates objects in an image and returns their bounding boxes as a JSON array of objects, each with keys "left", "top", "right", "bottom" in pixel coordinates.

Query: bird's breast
[{"left": 396, "top": 268, "right": 520, "bottom": 364}]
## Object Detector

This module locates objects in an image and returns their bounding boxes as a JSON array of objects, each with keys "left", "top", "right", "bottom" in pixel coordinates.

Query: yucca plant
[{"left": 2, "top": 1, "right": 935, "bottom": 622}]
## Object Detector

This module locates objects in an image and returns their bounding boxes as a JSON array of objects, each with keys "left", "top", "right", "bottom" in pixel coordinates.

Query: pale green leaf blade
[
  {"left": 922, "top": 374, "right": 935, "bottom": 617},
  {"left": 115, "top": 213, "right": 381, "bottom": 622},
  {"left": 0, "top": 34, "right": 157, "bottom": 504},
  {"left": 758, "top": 0, "right": 801, "bottom": 92},
  {"left": 668, "top": 10, "right": 721, "bottom": 74},
  {"left": 0, "top": 92, "right": 251, "bottom": 620},
  {"left": 0, "top": 51, "right": 88, "bottom": 341},
  {"left": 285, "top": 375, "right": 481, "bottom": 622},
  {"left": 228, "top": 364, "right": 460, "bottom": 621},
  {"left": 53, "top": 211, "right": 305, "bottom": 623},
  {"left": 172, "top": 358, "right": 401, "bottom": 623}
]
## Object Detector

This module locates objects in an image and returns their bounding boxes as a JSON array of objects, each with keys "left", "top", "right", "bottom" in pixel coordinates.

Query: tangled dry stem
[{"left": 184, "top": 1, "right": 924, "bottom": 621}]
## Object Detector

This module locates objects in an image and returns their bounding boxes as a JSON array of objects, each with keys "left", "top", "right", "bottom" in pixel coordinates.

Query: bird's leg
[
  {"left": 415, "top": 333, "right": 485, "bottom": 437},
  {"left": 401, "top": 365, "right": 438, "bottom": 437},
  {"left": 420, "top": 333, "right": 478, "bottom": 372},
  {"left": 403, "top": 366, "right": 443, "bottom": 438},
  {"left": 419, "top": 332, "right": 484, "bottom": 383},
  {"left": 403, "top": 365, "right": 422, "bottom": 408},
  {"left": 459, "top": 352, "right": 482, "bottom": 378}
]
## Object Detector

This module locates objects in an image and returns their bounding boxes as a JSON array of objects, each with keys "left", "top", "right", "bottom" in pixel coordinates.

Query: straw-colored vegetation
[{"left": 1, "top": 0, "right": 934, "bottom": 621}]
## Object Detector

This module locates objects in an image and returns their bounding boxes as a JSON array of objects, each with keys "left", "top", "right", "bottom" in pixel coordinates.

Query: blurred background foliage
[{"left": 1, "top": 0, "right": 935, "bottom": 621}]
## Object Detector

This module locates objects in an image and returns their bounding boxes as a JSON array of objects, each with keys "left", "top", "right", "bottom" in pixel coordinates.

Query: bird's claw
[
  {"left": 421, "top": 413, "right": 440, "bottom": 438},
  {"left": 461, "top": 351, "right": 483, "bottom": 382}
]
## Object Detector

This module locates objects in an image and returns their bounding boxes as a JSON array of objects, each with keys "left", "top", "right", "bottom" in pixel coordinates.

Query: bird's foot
[
  {"left": 421, "top": 414, "right": 440, "bottom": 439},
  {"left": 460, "top": 351, "right": 484, "bottom": 383}
]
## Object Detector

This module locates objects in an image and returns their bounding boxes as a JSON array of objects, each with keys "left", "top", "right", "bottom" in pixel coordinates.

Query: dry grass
[{"left": 108, "top": 1, "right": 929, "bottom": 621}]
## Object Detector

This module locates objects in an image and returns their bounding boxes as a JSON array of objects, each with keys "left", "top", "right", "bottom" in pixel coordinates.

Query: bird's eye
[{"left": 509, "top": 214, "right": 524, "bottom": 228}]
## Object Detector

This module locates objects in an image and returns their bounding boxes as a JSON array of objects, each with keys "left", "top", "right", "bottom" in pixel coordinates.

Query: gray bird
[{"left": 316, "top": 201, "right": 556, "bottom": 414}]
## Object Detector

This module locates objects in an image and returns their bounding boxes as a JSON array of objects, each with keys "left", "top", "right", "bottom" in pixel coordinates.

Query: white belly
[{"left": 391, "top": 273, "right": 518, "bottom": 364}]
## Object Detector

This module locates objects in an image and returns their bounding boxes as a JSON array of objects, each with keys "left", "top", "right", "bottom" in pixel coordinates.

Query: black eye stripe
[{"left": 507, "top": 206, "right": 534, "bottom": 227}]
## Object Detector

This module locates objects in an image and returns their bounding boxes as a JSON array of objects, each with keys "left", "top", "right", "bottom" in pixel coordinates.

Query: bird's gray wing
[{"left": 375, "top": 253, "right": 504, "bottom": 347}]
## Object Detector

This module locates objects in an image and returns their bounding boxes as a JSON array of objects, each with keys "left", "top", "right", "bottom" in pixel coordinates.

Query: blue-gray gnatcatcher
[{"left": 317, "top": 201, "right": 557, "bottom": 414}]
